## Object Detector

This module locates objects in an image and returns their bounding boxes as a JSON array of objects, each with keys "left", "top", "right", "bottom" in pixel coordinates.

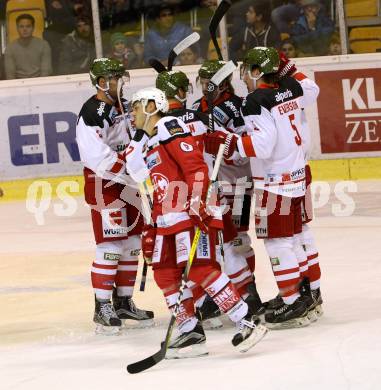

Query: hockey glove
[
  {"left": 278, "top": 52, "right": 297, "bottom": 79},
  {"left": 188, "top": 196, "right": 212, "bottom": 233},
  {"left": 142, "top": 224, "right": 156, "bottom": 265},
  {"left": 204, "top": 131, "right": 238, "bottom": 159}
]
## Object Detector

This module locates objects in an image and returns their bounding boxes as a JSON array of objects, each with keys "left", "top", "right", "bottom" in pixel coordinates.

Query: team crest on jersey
[
  {"left": 146, "top": 151, "right": 162, "bottom": 169},
  {"left": 151, "top": 173, "right": 169, "bottom": 203},
  {"left": 180, "top": 142, "right": 193, "bottom": 152},
  {"left": 164, "top": 119, "right": 184, "bottom": 136}
]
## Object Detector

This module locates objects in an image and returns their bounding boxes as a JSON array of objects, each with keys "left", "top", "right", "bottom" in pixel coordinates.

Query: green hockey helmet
[
  {"left": 240, "top": 46, "right": 280, "bottom": 79},
  {"left": 198, "top": 59, "right": 227, "bottom": 80},
  {"left": 89, "top": 57, "right": 129, "bottom": 88},
  {"left": 156, "top": 70, "right": 191, "bottom": 99}
]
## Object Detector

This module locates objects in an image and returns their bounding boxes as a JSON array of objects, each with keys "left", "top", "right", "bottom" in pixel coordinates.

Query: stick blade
[
  {"left": 168, "top": 32, "right": 200, "bottom": 70},
  {"left": 127, "top": 350, "right": 165, "bottom": 374},
  {"left": 210, "top": 60, "right": 237, "bottom": 86},
  {"left": 209, "top": 0, "right": 232, "bottom": 60}
]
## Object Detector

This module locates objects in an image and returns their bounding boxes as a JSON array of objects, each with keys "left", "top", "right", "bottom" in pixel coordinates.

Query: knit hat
[{"left": 110, "top": 32, "right": 127, "bottom": 47}]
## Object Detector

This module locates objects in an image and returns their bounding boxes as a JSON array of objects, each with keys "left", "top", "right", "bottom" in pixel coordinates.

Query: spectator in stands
[
  {"left": 58, "top": 15, "right": 96, "bottom": 74},
  {"left": 328, "top": 32, "right": 342, "bottom": 55},
  {"left": 271, "top": 0, "right": 302, "bottom": 36},
  {"left": 131, "top": 36, "right": 145, "bottom": 68},
  {"left": 44, "top": 0, "right": 76, "bottom": 74},
  {"left": 4, "top": 14, "right": 52, "bottom": 79},
  {"left": 178, "top": 46, "right": 202, "bottom": 65},
  {"left": 107, "top": 32, "right": 139, "bottom": 69},
  {"left": 280, "top": 38, "right": 299, "bottom": 58},
  {"left": 143, "top": 4, "right": 194, "bottom": 66},
  {"left": 291, "top": 0, "right": 334, "bottom": 56},
  {"left": 229, "top": 1, "right": 281, "bottom": 62}
]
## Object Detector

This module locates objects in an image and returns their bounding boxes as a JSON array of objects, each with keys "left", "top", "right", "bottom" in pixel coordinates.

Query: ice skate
[
  {"left": 246, "top": 281, "right": 265, "bottom": 317},
  {"left": 232, "top": 314, "right": 268, "bottom": 353},
  {"left": 311, "top": 288, "right": 323, "bottom": 318},
  {"left": 113, "top": 289, "right": 154, "bottom": 328},
  {"left": 93, "top": 298, "right": 122, "bottom": 335},
  {"left": 265, "top": 297, "right": 310, "bottom": 330},
  {"left": 263, "top": 294, "right": 283, "bottom": 313},
  {"left": 196, "top": 295, "right": 223, "bottom": 330},
  {"left": 299, "top": 278, "right": 318, "bottom": 322},
  {"left": 166, "top": 321, "right": 208, "bottom": 359}
]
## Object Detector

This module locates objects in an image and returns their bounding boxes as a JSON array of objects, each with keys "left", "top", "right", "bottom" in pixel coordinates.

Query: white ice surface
[{"left": 1, "top": 181, "right": 381, "bottom": 390}]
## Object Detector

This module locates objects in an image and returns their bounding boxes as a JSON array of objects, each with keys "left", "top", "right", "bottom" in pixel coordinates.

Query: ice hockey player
[
  {"left": 76, "top": 58, "right": 154, "bottom": 334},
  {"left": 127, "top": 86, "right": 268, "bottom": 357},
  {"left": 205, "top": 47, "right": 320, "bottom": 329},
  {"left": 266, "top": 51, "right": 323, "bottom": 320},
  {"left": 192, "top": 60, "right": 264, "bottom": 320},
  {"left": 155, "top": 69, "right": 264, "bottom": 329}
]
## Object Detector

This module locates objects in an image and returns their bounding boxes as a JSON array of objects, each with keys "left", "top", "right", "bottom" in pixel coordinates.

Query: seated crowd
[{"left": 0, "top": 0, "right": 364, "bottom": 80}]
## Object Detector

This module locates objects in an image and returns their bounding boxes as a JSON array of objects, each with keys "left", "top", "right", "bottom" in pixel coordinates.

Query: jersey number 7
[{"left": 288, "top": 114, "right": 302, "bottom": 146}]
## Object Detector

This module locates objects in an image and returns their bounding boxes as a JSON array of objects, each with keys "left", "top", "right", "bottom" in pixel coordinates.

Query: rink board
[{"left": 0, "top": 53, "right": 381, "bottom": 188}]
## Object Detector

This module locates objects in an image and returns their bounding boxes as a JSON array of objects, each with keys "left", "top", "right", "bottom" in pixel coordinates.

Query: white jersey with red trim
[
  {"left": 144, "top": 115, "right": 222, "bottom": 235},
  {"left": 76, "top": 95, "right": 134, "bottom": 184},
  {"left": 239, "top": 73, "right": 319, "bottom": 197},
  {"left": 193, "top": 92, "right": 253, "bottom": 197}
]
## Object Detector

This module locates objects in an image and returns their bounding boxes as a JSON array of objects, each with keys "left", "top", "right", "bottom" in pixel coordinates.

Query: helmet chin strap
[
  {"left": 174, "top": 94, "right": 187, "bottom": 104},
  {"left": 248, "top": 70, "right": 263, "bottom": 90},
  {"left": 96, "top": 79, "right": 116, "bottom": 103},
  {"left": 142, "top": 100, "right": 159, "bottom": 132}
]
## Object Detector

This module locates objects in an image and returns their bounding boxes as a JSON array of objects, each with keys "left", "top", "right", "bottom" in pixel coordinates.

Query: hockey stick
[
  {"left": 148, "top": 58, "right": 167, "bottom": 73},
  {"left": 167, "top": 32, "right": 200, "bottom": 70},
  {"left": 206, "top": 59, "right": 237, "bottom": 268},
  {"left": 127, "top": 144, "right": 225, "bottom": 375},
  {"left": 209, "top": 0, "right": 232, "bottom": 61},
  {"left": 138, "top": 179, "right": 153, "bottom": 291}
]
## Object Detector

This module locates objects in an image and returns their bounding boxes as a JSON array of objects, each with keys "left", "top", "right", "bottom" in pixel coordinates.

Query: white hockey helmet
[{"left": 132, "top": 87, "right": 169, "bottom": 115}]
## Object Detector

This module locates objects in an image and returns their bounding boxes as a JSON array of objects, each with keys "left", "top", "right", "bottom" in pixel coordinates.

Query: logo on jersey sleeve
[
  {"left": 97, "top": 102, "right": 106, "bottom": 116},
  {"left": 146, "top": 151, "right": 162, "bottom": 169},
  {"left": 151, "top": 173, "right": 169, "bottom": 203},
  {"left": 213, "top": 106, "right": 229, "bottom": 125},
  {"left": 180, "top": 141, "right": 193, "bottom": 152},
  {"left": 164, "top": 119, "right": 184, "bottom": 136}
]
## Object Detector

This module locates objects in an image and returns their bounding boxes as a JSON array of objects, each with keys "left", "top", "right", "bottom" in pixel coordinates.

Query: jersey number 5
[{"left": 288, "top": 114, "right": 302, "bottom": 146}]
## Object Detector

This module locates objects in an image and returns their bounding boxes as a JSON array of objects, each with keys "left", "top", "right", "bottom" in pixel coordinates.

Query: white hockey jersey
[
  {"left": 238, "top": 73, "right": 320, "bottom": 197},
  {"left": 76, "top": 95, "right": 134, "bottom": 184}
]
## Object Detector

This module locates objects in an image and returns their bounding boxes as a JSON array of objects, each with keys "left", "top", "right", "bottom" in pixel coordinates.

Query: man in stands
[{"left": 4, "top": 14, "right": 52, "bottom": 79}]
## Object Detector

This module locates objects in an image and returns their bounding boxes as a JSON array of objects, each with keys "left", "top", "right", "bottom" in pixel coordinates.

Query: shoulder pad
[
  {"left": 157, "top": 116, "right": 190, "bottom": 143},
  {"left": 241, "top": 94, "right": 262, "bottom": 116},
  {"left": 278, "top": 76, "right": 304, "bottom": 98},
  {"left": 78, "top": 96, "right": 114, "bottom": 128}
]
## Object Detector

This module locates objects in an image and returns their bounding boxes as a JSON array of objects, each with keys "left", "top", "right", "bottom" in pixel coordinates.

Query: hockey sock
[
  {"left": 264, "top": 237, "right": 301, "bottom": 305},
  {"left": 293, "top": 233, "right": 309, "bottom": 280},
  {"left": 115, "top": 235, "right": 139, "bottom": 297},
  {"left": 223, "top": 242, "right": 253, "bottom": 299},
  {"left": 203, "top": 272, "right": 248, "bottom": 323},
  {"left": 92, "top": 242, "right": 122, "bottom": 301},
  {"left": 301, "top": 224, "right": 321, "bottom": 290}
]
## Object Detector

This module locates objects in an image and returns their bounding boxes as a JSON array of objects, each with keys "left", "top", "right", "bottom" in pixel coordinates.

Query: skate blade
[
  {"left": 203, "top": 317, "right": 223, "bottom": 330},
  {"left": 165, "top": 343, "right": 209, "bottom": 359},
  {"left": 314, "top": 305, "right": 324, "bottom": 318},
  {"left": 121, "top": 318, "right": 155, "bottom": 329},
  {"left": 265, "top": 315, "right": 310, "bottom": 330},
  {"left": 307, "top": 309, "right": 318, "bottom": 323},
  {"left": 95, "top": 324, "right": 121, "bottom": 335},
  {"left": 236, "top": 324, "right": 268, "bottom": 353}
]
